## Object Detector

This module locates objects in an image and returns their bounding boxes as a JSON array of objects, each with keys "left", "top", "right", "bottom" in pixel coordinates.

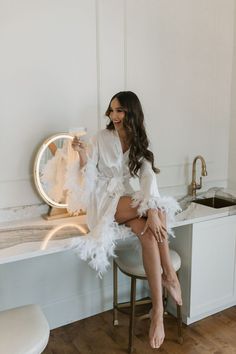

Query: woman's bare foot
[
  {"left": 162, "top": 273, "right": 182, "bottom": 306},
  {"left": 149, "top": 310, "right": 165, "bottom": 349}
]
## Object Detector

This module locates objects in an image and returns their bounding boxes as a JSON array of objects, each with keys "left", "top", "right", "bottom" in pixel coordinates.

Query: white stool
[
  {"left": 113, "top": 247, "right": 183, "bottom": 353},
  {"left": 0, "top": 304, "right": 50, "bottom": 354}
]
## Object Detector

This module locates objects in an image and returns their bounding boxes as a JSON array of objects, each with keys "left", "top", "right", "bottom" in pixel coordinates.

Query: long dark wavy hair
[{"left": 105, "top": 91, "right": 160, "bottom": 177}]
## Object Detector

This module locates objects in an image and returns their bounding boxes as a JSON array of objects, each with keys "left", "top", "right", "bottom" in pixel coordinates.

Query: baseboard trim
[{"left": 42, "top": 280, "right": 149, "bottom": 329}]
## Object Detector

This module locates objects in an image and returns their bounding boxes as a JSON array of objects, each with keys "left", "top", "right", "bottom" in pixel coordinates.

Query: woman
[{"left": 68, "top": 91, "right": 182, "bottom": 349}]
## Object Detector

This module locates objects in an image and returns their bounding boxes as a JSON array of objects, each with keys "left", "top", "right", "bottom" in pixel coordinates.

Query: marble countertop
[
  {"left": 0, "top": 187, "right": 236, "bottom": 265},
  {"left": 0, "top": 215, "right": 89, "bottom": 264},
  {"left": 174, "top": 187, "right": 236, "bottom": 226}
]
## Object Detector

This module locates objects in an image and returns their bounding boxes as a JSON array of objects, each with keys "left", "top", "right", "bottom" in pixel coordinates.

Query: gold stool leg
[
  {"left": 113, "top": 261, "right": 119, "bottom": 326},
  {"left": 176, "top": 271, "right": 183, "bottom": 344},
  {"left": 176, "top": 304, "right": 183, "bottom": 344},
  {"left": 163, "top": 286, "right": 168, "bottom": 315},
  {"left": 128, "top": 276, "right": 136, "bottom": 354}
]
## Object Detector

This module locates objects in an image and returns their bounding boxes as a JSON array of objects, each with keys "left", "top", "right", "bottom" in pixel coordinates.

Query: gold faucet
[{"left": 189, "top": 155, "right": 207, "bottom": 197}]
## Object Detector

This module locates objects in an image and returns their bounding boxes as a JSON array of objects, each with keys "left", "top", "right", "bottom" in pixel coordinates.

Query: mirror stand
[
  {"left": 43, "top": 206, "right": 71, "bottom": 220},
  {"left": 43, "top": 206, "right": 86, "bottom": 220}
]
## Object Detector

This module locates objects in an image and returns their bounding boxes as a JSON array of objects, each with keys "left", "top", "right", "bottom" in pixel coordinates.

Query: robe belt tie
[{"left": 98, "top": 176, "right": 125, "bottom": 196}]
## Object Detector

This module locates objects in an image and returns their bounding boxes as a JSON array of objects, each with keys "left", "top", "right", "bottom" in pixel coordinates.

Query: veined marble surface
[
  {"left": 0, "top": 187, "right": 236, "bottom": 264},
  {"left": 175, "top": 187, "right": 236, "bottom": 226},
  {"left": 0, "top": 215, "right": 89, "bottom": 264}
]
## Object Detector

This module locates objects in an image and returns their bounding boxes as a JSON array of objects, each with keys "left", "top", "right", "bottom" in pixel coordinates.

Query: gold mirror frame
[{"left": 33, "top": 133, "right": 74, "bottom": 219}]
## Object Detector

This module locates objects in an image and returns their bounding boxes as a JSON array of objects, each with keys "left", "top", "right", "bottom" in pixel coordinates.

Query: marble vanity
[
  {"left": 0, "top": 215, "right": 88, "bottom": 264},
  {"left": 1, "top": 187, "right": 235, "bottom": 261},
  {"left": 0, "top": 187, "right": 236, "bottom": 327}
]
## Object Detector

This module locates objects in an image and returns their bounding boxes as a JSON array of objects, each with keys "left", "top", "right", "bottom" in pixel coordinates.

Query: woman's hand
[
  {"left": 141, "top": 209, "right": 167, "bottom": 242},
  {"left": 71, "top": 137, "right": 87, "bottom": 153}
]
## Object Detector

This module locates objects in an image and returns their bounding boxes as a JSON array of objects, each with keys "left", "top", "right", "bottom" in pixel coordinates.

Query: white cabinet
[{"left": 169, "top": 215, "right": 236, "bottom": 324}]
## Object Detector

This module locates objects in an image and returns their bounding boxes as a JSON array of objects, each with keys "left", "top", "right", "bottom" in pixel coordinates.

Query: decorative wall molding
[
  {"left": 124, "top": 0, "right": 127, "bottom": 90},
  {"left": 95, "top": 0, "right": 101, "bottom": 131},
  {"left": 0, "top": 0, "right": 234, "bottom": 212}
]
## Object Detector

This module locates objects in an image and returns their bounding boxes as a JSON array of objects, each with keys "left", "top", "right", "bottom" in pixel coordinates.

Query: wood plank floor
[{"left": 43, "top": 306, "right": 236, "bottom": 354}]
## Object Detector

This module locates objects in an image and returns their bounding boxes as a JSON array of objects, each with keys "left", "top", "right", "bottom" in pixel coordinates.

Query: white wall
[
  {"left": 0, "top": 0, "right": 98, "bottom": 209},
  {"left": 0, "top": 0, "right": 235, "bottom": 212},
  {"left": 125, "top": 0, "right": 234, "bottom": 196},
  {"left": 229, "top": 1, "right": 236, "bottom": 190}
]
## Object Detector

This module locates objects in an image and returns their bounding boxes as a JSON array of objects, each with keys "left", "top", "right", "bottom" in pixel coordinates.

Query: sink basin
[{"left": 193, "top": 197, "right": 236, "bottom": 209}]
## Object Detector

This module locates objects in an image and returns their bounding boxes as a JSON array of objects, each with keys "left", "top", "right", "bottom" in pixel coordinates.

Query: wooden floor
[{"left": 43, "top": 306, "right": 236, "bottom": 354}]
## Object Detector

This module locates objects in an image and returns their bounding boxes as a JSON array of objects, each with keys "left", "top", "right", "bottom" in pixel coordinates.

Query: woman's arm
[
  {"left": 71, "top": 137, "right": 87, "bottom": 168},
  {"left": 65, "top": 133, "right": 99, "bottom": 213},
  {"left": 132, "top": 159, "right": 181, "bottom": 240},
  {"left": 142, "top": 208, "right": 167, "bottom": 242}
]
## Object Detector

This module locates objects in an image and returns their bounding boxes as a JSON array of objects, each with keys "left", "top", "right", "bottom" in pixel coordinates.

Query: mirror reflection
[
  {"left": 39, "top": 137, "right": 75, "bottom": 205},
  {"left": 34, "top": 130, "right": 86, "bottom": 219}
]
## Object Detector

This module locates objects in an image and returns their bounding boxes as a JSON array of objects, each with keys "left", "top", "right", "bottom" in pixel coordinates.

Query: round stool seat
[
  {"left": 0, "top": 304, "right": 50, "bottom": 354},
  {"left": 115, "top": 248, "right": 181, "bottom": 277}
]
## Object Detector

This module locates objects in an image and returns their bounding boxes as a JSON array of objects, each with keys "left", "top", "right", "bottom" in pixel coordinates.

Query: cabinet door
[{"left": 190, "top": 215, "right": 236, "bottom": 317}]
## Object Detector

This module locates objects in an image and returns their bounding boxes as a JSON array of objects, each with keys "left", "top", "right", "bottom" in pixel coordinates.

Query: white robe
[{"left": 65, "top": 129, "right": 180, "bottom": 276}]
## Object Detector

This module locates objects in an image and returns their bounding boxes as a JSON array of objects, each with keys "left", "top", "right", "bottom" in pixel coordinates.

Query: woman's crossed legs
[{"left": 115, "top": 196, "right": 182, "bottom": 349}]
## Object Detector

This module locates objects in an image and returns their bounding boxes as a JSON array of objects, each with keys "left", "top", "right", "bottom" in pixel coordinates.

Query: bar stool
[
  {"left": 113, "top": 246, "right": 183, "bottom": 353},
  {"left": 0, "top": 304, "right": 50, "bottom": 354}
]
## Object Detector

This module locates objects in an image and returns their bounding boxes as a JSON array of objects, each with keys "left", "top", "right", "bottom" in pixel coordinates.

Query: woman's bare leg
[
  {"left": 125, "top": 217, "right": 164, "bottom": 349},
  {"left": 115, "top": 196, "right": 138, "bottom": 223},
  {"left": 115, "top": 196, "right": 182, "bottom": 306},
  {"left": 156, "top": 210, "right": 182, "bottom": 305}
]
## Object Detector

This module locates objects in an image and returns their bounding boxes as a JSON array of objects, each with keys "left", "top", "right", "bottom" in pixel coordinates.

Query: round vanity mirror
[
  {"left": 33, "top": 129, "right": 86, "bottom": 219},
  {"left": 34, "top": 133, "right": 73, "bottom": 209}
]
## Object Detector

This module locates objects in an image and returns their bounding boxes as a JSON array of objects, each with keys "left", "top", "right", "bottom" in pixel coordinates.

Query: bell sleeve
[
  {"left": 64, "top": 134, "right": 98, "bottom": 213},
  {"left": 131, "top": 159, "right": 181, "bottom": 235}
]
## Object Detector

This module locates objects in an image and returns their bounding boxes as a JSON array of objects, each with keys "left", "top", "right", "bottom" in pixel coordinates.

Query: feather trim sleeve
[
  {"left": 131, "top": 159, "right": 181, "bottom": 235},
  {"left": 64, "top": 134, "right": 98, "bottom": 213}
]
